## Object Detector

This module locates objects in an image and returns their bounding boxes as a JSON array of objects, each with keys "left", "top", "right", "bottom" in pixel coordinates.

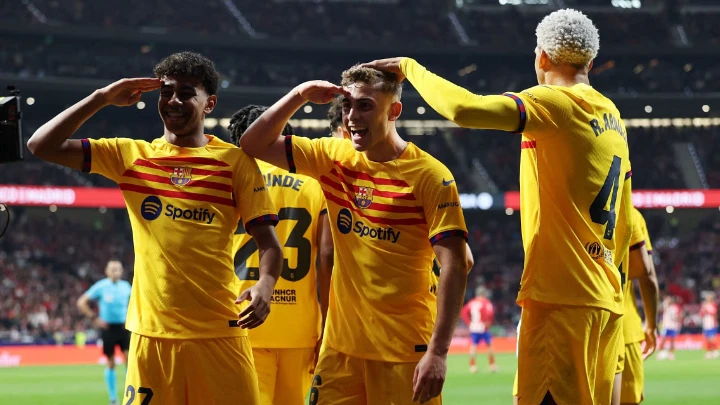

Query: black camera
[{"left": 0, "top": 85, "right": 23, "bottom": 163}]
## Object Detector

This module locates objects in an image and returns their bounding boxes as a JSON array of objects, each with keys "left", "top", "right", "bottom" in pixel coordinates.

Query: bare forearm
[
  {"left": 77, "top": 300, "right": 94, "bottom": 318},
  {"left": 257, "top": 246, "right": 283, "bottom": 287},
  {"left": 639, "top": 273, "right": 659, "bottom": 329},
  {"left": 429, "top": 264, "right": 468, "bottom": 355},
  {"left": 28, "top": 91, "right": 107, "bottom": 156}
]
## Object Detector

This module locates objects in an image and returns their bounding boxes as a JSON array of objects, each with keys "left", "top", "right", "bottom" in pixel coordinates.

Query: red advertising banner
[
  {"left": 0, "top": 185, "right": 125, "bottom": 208},
  {"left": 503, "top": 190, "right": 720, "bottom": 210}
]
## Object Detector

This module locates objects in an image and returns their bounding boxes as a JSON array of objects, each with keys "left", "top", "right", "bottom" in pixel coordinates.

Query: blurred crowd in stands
[{"left": 6, "top": 120, "right": 718, "bottom": 194}]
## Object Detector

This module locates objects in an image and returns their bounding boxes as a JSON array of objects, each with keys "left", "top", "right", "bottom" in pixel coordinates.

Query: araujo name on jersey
[
  {"left": 588, "top": 112, "right": 627, "bottom": 139},
  {"left": 140, "top": 196, "right": 215, "bottom": 224},
  {"left": 337, "top": 208, "right": 400, "bottom": 243}
]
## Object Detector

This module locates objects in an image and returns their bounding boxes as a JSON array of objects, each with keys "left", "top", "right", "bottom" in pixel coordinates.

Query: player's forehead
[
  {"left": 160, "top": 75, "right": 205, "bottom": 93},
  {"left": 341, "top": 82, "right": 383, "bottom": 104}
]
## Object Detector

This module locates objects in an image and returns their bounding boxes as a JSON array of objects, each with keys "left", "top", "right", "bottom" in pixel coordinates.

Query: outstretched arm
[
  {"left": 27, "top": 78, "right": 163, "bottom": 169},
  {"left": 362, "top": 58, "right": 521, "bottom": 132},
  {"left": 240, "top": 80, "right": 348, "bottom": 169}
]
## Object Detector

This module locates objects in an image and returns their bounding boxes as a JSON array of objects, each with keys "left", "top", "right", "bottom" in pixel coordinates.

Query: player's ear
[
  {"left": 588, "top": 59, "right": 594, "bottom": 71},
  {"left": 388, "top": 100, "right": 402, "bottom": 122},
  {"left": 205, "top": 95, "right": 218, "bottom": 114},
  {"left": 538, "top": 50, "right": 552, "bottom": 72}
]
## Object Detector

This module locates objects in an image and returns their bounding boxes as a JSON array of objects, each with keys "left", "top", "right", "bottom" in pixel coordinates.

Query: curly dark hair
[
  {"left": 327, "top": 97, "right": 343, "bottom": 133},
  {"left": 153, "top": 52, "right": 220, "bottom": 95},
  {"left": 228, "top": 105, "right": 293, "bottom": 146}
]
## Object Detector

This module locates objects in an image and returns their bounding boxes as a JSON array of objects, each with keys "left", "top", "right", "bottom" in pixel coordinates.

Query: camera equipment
[{"left": 0, "top": 85, "right": 23, "bottom": 163}]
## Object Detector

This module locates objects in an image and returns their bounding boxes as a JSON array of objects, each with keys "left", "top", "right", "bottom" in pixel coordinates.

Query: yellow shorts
[
  {"left": 253, "top": 347, "right": 314, "bottom": 405},
  {"left": 616, "top": 337, "right": 626, "bottom": 375},
  {"left": 516, "top": 301, "right": 622, "bottom": 405},
  {"left": 309, "top": 345, "right": 441, "bottom": 405},
  {"left": 620, "top": 341, "right": 645, "bottom": 404},
  {"left": 125, "top": 333, "right": 259, "bottom": 405},
  {"left": 513, "top": 370, "right": 519, "bottom": 397}
]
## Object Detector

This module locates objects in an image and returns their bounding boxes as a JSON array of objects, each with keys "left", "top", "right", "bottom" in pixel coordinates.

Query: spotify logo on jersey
[
  {"left": 337, "top": 208, "right": 353, "bottom": 234},
  {"left": 140, "top": 196, "right": 163, "bottom": 221}
]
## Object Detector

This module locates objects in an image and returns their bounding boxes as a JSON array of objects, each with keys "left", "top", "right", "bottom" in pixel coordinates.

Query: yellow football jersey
[
  {"left": 505, "top": 84, "right": 632, "bottom": 314},
  {"left": 622, "top": 207, "right": 653, "bottom": 343},
  {"left": 83, "top": 135, "right": 277, "bottom": 339},
  {"left": 234, "top": 160, "right": 326, "bottom": 349},
  {"left": 287, "top": 135, "right": 468, "bottom": 362}
]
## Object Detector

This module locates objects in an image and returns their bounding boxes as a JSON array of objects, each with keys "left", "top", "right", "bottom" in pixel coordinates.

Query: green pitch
[{"left": 1, "top": 352, "right": 717, "bottom": 404}]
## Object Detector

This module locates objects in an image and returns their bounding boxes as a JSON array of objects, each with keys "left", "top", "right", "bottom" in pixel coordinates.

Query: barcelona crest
[
  {"left": 170, "top": 167, "right": 193, "bottom": 186},
  {"left": 355, "top": 186, "right": 373, "bottom": 209}
]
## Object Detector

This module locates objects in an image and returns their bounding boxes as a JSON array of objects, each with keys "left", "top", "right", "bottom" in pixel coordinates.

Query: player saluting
[
  {"left": 240, "top": 66, "right": 470, "bottom": 404},
  {"left": 28, "top": 52, "right": 283, "bottom": 405},
  {"left": 77, "top": 260, "right": 132, "bottom": 405},
  {"left": 461, "top": 286, "right": 496, "bottom": 374},
  {"left": 229, "top": 105, "right": 334, "bottom": 405},
  {"left": 364, "top": 8, "right": 633, "bottom": 405}
]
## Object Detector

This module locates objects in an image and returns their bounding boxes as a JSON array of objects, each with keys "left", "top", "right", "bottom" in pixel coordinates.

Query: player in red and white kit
[
  {"left": 658, "top": 296, "right": 683, "bottom": 360},
  {"left": 461, "top": 286, "right": 496, "bottom": 373},
  {"left": 699, "top": 292, "right": 718, "bottom": 359}
]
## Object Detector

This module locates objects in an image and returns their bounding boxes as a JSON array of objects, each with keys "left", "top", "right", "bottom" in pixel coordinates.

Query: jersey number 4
[
  {"left": 235, "top": 207, "right": 312, "bottom": 282},
  {"left": 589, "top": 155, "right": 622, "bottom": 240}
]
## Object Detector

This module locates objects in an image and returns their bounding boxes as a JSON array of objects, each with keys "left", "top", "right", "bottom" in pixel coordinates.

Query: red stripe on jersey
[
  {"left": 118, "top": 183, "right": 236, "bottom": 207},
  {"left": 122, "top": 170, "right": 233, "bottom": 193},
  {"left": 322, "top": 191, "right": 427, "bottom": 226},
  {"left": 630, "top": 240, "right": 646, "bottom": 251},
  {"left": 521, "top": 141, "right": 536, "bottom": 149},
  {"left": 321, "top": 176, "right": 424, "bottom": 214},
  {"left": 329, "top": 169, "right": 416, "bottom": 200},
  {"left": 134, "top": 159, "right": 233, "bottom": 179},
  {"left": 148, "top": 156, "right": 229, "bottom": 167},
  {"left": 333, "top": 161, "right": 409, "bottom": 187}
]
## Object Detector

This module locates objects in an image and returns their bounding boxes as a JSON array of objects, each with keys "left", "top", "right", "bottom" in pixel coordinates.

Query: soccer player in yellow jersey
[
  {"left": 328, "top": 97, "right": 350, "bottom": 139},
  {"left": 228, "top": 105, "right": 334, "bottom": 405},
  {"left": 240, "top": 66, "right": 471, "bottom": 405},
  {"left": 612, "top": 207, "right": 659, "bottom": 405},
  {"left": 363, "top": 9, "right": 633, "bottom": 405},
  {"left": 27, "top": 52, "right": 283, "bottom": 405}
]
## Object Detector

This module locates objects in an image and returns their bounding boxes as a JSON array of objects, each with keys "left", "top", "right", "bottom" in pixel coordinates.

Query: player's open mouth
[
  {"left": 164, "top": 111, "right": 186, "bottom": 122},
  {"left": 350, "top": 127, "right": 368, "bottom": 137}
]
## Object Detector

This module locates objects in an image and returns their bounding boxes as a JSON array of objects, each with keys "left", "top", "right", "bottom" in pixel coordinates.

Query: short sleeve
[
  {"left": 85, "top": 281, "right": 102, "bottom": 301},
  {"left": 319, "top": 194, "right": 328, "bottom": 216},
  {"left": 638, "top": 210, "right": 653, "bottom": 254},
  {"left": 235, "top": 152, "right": 278, "bottom": 233},
  {"left": 503, "top": 85, "right": 572, "bottom": 140},
  {"left": 287, "top": 136, "right": 337, "bottom": 178},
  {"left": 83, "top": 138, "right": 134, "bottom": 181},
  {"left": 421, "top": 163, "right": 469, "bottom": 245}
]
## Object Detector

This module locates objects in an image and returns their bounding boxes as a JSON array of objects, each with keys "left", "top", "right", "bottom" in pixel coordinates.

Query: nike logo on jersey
[{"left": 442, "top": 179, "right": 455, "bottom": 186}]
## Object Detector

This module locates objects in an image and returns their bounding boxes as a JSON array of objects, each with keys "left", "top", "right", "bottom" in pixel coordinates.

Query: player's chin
[{"left": 351, "top": 135, "right": 371, "bottom": 151}]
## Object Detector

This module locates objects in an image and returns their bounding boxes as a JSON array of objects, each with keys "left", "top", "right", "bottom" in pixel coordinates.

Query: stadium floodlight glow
[
  {"left": 219, "top": 118, "right": 231, "bottom": 128},
  {"left": 204, "top": 118, "right": 218, "bottom": 128},
  {"left": 136, "top": 101, "right": 146, "bottom": 110},
  {"left": 49, "top": 204, "right": 57, "bottom": 213},
  {"left": 645, "top": 105, "right": 653, "bottom": 113},
  {"left": 303, "top": 105, "right": 313, "bottom": 114},
  {"left": 26, "top": 97, "right": 35, "bottom": 105},
  {"left": 505, "top": 208, "right": 514, "bottom": 215},
  {"left": 666, "top": 206, "right": 675, "bottom": 214},
  {"left": 99, "top": 206, "right": 107, "bottom": 214},
  {"left": 703, "top": 105, "right": 710, "bottom": 113},
  {"left": 417, "top": 106, "right": 426, "bottom": 115}
]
